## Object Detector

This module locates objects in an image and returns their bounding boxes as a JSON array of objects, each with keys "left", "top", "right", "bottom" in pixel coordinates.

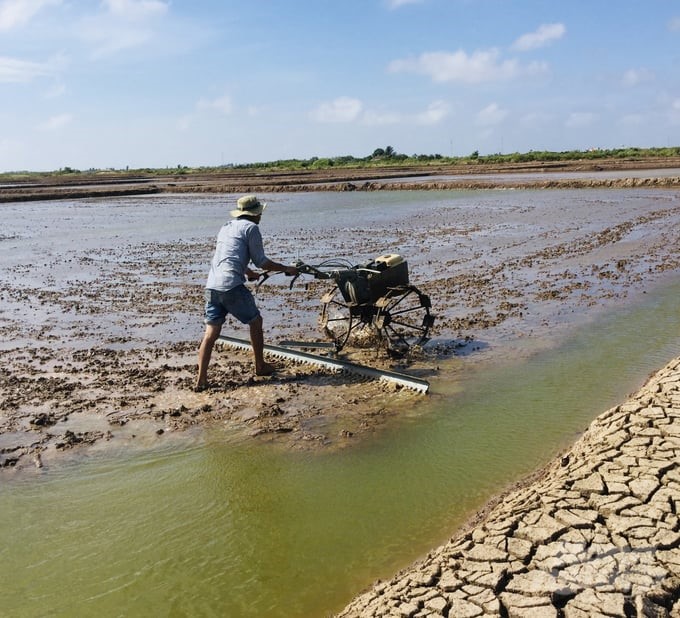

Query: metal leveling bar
[{"left": 216, "top": 335, "right": 429, "bottom": 393}]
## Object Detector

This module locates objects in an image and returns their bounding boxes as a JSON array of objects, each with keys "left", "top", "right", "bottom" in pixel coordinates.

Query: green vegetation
[
  {"left": 219, "top": 145, "right": 680, "bottom": 172},
  {"left": 1, "top": 146, "right": 680, "bottom": 180}
]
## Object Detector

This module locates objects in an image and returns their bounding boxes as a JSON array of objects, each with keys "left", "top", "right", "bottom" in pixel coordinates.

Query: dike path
[{"left": 337, "top": 357, "right": 680, "bottom": 618}]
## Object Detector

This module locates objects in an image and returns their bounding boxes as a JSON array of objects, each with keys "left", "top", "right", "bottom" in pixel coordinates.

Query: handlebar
[
  {"left": 293, "top": 261, "right": 332, "bottom": 279},
  {"left": 286, "top": 261, "right": 335, "bottom": 289},
  {"left": 256, "top": 259, "right": 356, "bottom": 291}
]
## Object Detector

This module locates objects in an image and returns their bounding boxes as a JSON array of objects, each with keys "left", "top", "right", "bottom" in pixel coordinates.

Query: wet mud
[
  {"left": 3, "top": 157, "right": 680, "bottom": 203},
  {"left": 1, "top": 173, "right": 680, "bottom": 473}
]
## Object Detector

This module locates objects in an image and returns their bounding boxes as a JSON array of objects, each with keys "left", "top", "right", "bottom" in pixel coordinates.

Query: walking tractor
[
  {"left": 218, "top": 254, "right": 435, "bottom": 393},
  {"left": 290, "top": 254, "right": 434, "bottom": 357}
]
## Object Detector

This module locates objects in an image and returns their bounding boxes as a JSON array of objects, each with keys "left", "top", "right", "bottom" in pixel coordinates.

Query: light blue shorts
[{"left": 203, "top": 285, "right": 260, "bottom": 326}]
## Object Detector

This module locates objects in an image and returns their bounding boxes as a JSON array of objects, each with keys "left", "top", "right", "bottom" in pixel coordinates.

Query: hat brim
[{"left": 230, "top": 203, "right": 266, "bottom": 218}]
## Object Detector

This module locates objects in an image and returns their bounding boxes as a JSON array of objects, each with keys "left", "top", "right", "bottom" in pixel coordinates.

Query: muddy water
[
  {"left": 1, "top": 283, "right": 679, "bottom": 616},
  {"left": 2, "top": 191, "right": 680, "bottom": 616}
]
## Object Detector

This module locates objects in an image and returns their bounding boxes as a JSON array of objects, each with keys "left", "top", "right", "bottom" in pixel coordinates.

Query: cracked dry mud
[{"left": 337, "top": 357, "right": 680, "bottom": 618}]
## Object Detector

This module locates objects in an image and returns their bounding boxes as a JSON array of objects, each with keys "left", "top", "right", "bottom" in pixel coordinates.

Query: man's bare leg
[
  {"left": 196, "top": 323, "right": 222, "bottom": 390},
  {"left": 249, "top": 315, "right": 275, "bottom": 376}
]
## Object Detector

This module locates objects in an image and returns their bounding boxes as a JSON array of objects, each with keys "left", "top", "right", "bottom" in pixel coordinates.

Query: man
[{"left": 195, "top": 195, "right": 298, "bottom": 391}]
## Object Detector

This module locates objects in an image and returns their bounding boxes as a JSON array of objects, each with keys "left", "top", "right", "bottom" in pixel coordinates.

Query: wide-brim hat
[{"left": 230, "top": 194, "right": 266, "bottom": 218}]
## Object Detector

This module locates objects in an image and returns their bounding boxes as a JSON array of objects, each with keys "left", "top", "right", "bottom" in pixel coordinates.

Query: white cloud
[
  {"left": 565, "top": 112, "right": 596, "bottom": 128},
  {"left": 0, "top": 53, "right": 64, "bottom": 82},
  {"left": 80, "top": 23, "right": 150, "bottom": 57},
  {"left": 385, "top": 0, "right": 424, "bottom": 8},
  {"left": 415, "top": 100, "right": 450, "bottom": 125},
  {"left": 0, "top": 137, "right": 15, "bottom": 152},
  {"left": 311, "top": 99, "right": 448, "bottom": 126},
  {"left": 316, "top": 99, "right": 450, "bottom": 127},
  {"left": 362, "top": 109, "right": 402, "bottom": 126},
  {"left": 670, "top": 99, "right": 680, "bottom": 124},
  {"left": 668, "top": 16, "right": 680, "bottom": 31},
  {"left": 512, "top": 23, "right": 566, "bottom": 51},
  {"left": 519, "top": 111, "right": 553, "bottom": 129},
  {"left": 620, "top": 113, "right": 645, "bottom": 126},
  {"left": 310, "top": 97, "right": 363, "bottom": 123},
  {"left": 621, "top": 68, "right": 654, "bottom": 87},
  {"left": 177, "top": 114, "right": 193, "bottom": 131},
  {"left": 476, "top": 103, "right": 508, "bottom": 126},
  {"left": 0, "top": 56, "right": 45, "bottom": 81},
  {"left": 79, "top": 0, "right": 168, "bottom": 58},
  {"left": 178, "top": 95, "right": 233, "bottom": 131},
  {"left": 197, "top": 95, "right": 233, "bottom": 115},
  {"left": 388, "top": 48, "right": 546, "bottom": 83},
  {"left": 44, "top": 81, "right": 66, "bottom": 98},
  {"left": 38, "top": 112, "right": 72, "bottom": 130},
  {"left": 104, "top": 0, "right": 168, "bottom": 21},
  {"left": 0, "top": 0, "right": 61, "bottom": 31}
]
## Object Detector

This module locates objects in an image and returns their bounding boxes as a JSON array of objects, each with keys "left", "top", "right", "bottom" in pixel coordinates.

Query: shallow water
[
  {"left": 2, "top": 277, "right": 680, "bottom": 617},
  {"left": 382, "top": 166, "right": 680, "bottom": 185},
  {"left": 2, "top": 190, "right": 680, "bottom": 616}
]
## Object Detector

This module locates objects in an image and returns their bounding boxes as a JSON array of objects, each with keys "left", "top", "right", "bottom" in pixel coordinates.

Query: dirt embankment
[
  {"left": 337, "top": 356, "right": 680, "bottom": 617},
  {"left": 3, "top": 157, "right": 680, "bottom": 202}
]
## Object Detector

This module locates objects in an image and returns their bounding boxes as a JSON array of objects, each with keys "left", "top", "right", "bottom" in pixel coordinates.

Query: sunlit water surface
[{"left": 2, "top": 277, "right": 680, "bottom": 617}]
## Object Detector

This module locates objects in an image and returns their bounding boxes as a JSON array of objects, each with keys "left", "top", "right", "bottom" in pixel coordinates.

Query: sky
[{"left": 1, "top": 0, "right": 680, "bottom": 172}]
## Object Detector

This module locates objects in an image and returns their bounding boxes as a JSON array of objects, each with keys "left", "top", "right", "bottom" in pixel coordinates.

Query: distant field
[{"left": 2, "top": 155, "right": 680, "bottom": 202}]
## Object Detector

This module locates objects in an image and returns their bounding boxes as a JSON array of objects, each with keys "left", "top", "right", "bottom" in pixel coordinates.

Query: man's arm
[
  {"left": 259, "top": 258, "right": 298, "bottom": 276},
  {"left": 245, "top": 223, "right": 298, "bottom": 276}
]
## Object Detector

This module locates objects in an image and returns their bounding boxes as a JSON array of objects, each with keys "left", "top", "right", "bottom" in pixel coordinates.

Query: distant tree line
[
  {"left": 235, "top": 145, "right": 444, "bottom": 171},
  {"left": 3, "top": 145, "right": 680, "bottom": 178},
  {"left": 229, "top": 145, "right": 680, "bottom": 172}
]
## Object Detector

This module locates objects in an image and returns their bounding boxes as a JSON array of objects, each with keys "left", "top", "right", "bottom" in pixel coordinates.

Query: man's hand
[{"left": 245, "top": 268, "right": 261, "bottom": 282}]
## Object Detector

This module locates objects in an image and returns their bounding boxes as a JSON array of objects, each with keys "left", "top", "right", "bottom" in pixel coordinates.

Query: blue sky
[{"left": 1, "top": 0, "right": 679, "bottom": 172}]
